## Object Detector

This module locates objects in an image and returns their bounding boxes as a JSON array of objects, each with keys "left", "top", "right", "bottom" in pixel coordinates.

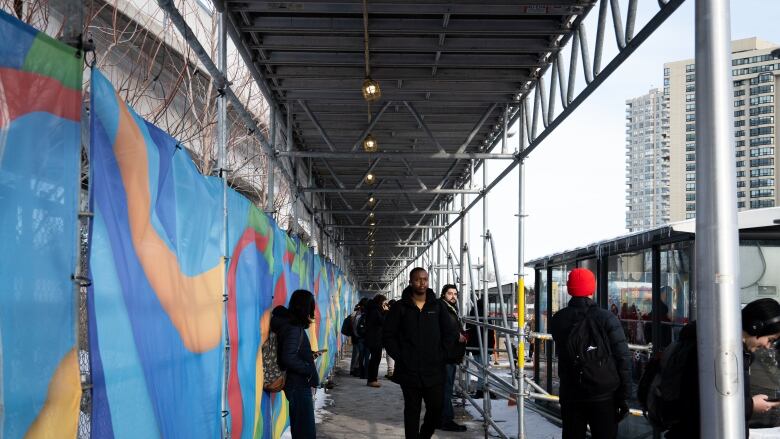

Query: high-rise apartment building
[
  {"left": 665, "top": 38, "right": 780, "bottom": 221},
  {"left": 627, "top": 38, "right": 780, "bottom": 230},
  {"left": 625, "top": 89, "right": 670, "bottom": 232}
]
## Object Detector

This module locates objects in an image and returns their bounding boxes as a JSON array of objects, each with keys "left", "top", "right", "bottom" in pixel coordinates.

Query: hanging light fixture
[
  {"left": 365, "top": 172, "right": 376, "bottom": 185},
  {"left": 368, "top": 212, "right": 375, "bottom": 219},
  {"left": 361, "top": 0, "right": 381, "bottom": 102},
  {"left": 362, "top": 77, "right": 381, "bottom": 102},
  {"left": 367, "top": 196, "right": 376, "bottom": 206},
  {"left": 362, "top": 133, "right": 378, "bottom": 152}
]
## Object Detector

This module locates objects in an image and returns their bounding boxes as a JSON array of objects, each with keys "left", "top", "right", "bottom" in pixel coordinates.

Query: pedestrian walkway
[{"left": 316, "top": 353, "right": 479, "bottom": 438}]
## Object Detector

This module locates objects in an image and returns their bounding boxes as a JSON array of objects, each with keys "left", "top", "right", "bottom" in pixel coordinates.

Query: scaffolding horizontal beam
[
  {"left": 241, "top": 17, "right": 568, "bottom": 36},
  {"left": 279, "top": 151, "right": 516, "bottom": 160},
  {"left": 301, "top": 187, "right": 481, "bottom": 194},
  {"left": 320, "top": 210, "right": 459, "bottom": 215},
  {"left": 326, "top": 224, "right": 447, "bottom": 229},
  {"left": 228, "top": 2, "right": 586, "bottom": 16}
]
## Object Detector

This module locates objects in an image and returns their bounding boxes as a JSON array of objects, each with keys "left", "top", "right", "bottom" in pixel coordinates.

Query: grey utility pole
[{"left": 695, "top": 0, "right": 745, "bottom": 438}]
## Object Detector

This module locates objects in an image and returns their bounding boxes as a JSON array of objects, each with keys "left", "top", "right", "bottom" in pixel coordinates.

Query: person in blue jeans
[{"left": 271, "top": 290, "right": 320, "bottom": 438}]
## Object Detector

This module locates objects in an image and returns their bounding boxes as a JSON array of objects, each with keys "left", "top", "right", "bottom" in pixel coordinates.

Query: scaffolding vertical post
[
  {"left": 459, "top": 193, "right": 469, "bottom": 401},
  {"left": 216, "top": 8, "right": 230, "bottom": 439},
  {"left": 266, "top": 109, "right": 277, "bottom": 214},
  {"left": 694, "top": 0, "right": 744, "bottom": 437},
  {"left": 481, "top": 161, "right": 490, "bottom": 437},
  {"left": 517, "top": 152, "right": 527, "bottom": 439}
]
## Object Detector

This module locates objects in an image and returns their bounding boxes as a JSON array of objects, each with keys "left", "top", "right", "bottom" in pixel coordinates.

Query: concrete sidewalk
[{"left": 316, "top": 353, "right": 480, "bottom": 438}]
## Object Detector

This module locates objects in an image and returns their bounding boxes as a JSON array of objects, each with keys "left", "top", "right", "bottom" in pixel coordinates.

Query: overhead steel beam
[
  {"left": 279, "top": 151, "right": 516, "bottom": 160},
  {"left": 404, "top": 101, "right": 446, "bottom": 153},
  {"left": 256, "top": 52, "right": 540, "bottom": 68},
  {"left": 298, "top": 100, "right": 336, "bottom": 151},
  {"left": 302, "top": 187, "right": 481, "bottom": 194},
  {"left": 229, "top": 2, "right": 587, "bottom": 16},
  {"left": 251, "top": 36, "right": 556, "bottom": 53},
  {"left": 270, "top": 66, "right": 533, "bottom": 82},
  {"left": 321, "top": 210, "right": 460, "bottom": 215},
  {"left": 326, "top": 225, "right": 447, "bottom": 229},
  {"left": 457, "top": 103, "right": 499, "bottom": 153},
  {"left": 241, "top": 17, "right": 569, "bottom": 35},
  {"left": 350, "top": 101, "right": 393, "bottom": 152}
]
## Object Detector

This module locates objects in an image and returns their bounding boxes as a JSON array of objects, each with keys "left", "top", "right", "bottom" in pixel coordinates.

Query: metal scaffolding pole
[
  {"left": 695, "top": 0, "right": 745, "bottom": 437},
  {"left": 266, "top": 109, "right": 276, "bottom": 213},
  {"left": 517, "top": 139, "right": 527, "bottom": 439},
  {"left": 481, "top": 162, "right": 491, "bottom": 438},
  {"left": 216, "top": 9, "right": 230, "bottom": 439}
]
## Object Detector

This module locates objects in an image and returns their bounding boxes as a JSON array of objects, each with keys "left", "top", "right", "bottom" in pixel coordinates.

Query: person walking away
[
  {"left": 439, "top": 284, "right": 468, "bottom": 432},
  {"left": 665, "top": 298, "right": 780, "bottom": 439},
  {"left": 550, "top": 268, "right": 631, "bottom": 439},
  {"left": 349, "top": 304, "right": 362, "bottom": 376},
  {"left": 383, "top": 267, "right": 457, "bottom": 439},
  {"left": 270, "top": 290, "right": 320, "bottom": 439},
  {"left": 385, "top": 299, "right": 397, "bottom": 378},
  {"left": 351, "top": 298, "right": 370, "bottom": 378},
  {"left": 365, "top": 294, "right": 387, "bottom": 387}
]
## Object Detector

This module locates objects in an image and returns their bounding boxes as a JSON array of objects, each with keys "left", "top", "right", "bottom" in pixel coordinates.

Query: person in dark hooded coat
[
  {"left": 270, "top": 290, "right": 319, "bottom": 439},
  {"left": 383, "top": 267, "right": 457, "bottom": 439}
]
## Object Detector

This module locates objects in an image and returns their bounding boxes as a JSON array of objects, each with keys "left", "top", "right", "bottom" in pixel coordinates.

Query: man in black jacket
[
  {"left": 439, "top": 284, "right": 467, "bottom": 432},
  {"left": 550, "top": 268, "right": 631, "bottom": 439},
  {"left": 383, "top": 267, "right": 457, "bottom": 439}
]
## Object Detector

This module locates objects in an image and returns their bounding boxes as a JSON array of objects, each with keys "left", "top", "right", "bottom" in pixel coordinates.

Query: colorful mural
[
  {"left": 89, "top": 68, "right": 355, "bottom": 438},
  {"left": 0, "top": 10, "right": 82, "bottom": 439}
]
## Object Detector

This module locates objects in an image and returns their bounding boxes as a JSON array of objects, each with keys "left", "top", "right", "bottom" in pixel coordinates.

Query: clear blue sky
[{"left": 461, "top": 0, "right": 780, "bottom": 283}]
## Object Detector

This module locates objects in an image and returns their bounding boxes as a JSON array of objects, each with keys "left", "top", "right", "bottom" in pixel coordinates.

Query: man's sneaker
[
  {"left": 367, "top": 381, "right": 381, "bottom": 388},
  {"left": 440, "top": 421, "right": 467, "bottom": 432}
]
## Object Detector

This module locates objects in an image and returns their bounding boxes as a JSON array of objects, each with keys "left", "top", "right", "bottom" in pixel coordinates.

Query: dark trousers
[
  {"left": 367, "top": 346, "right": 382, "bottom": 383},
  {"left": 401, "top": 383, "right": 443, "bottom": 439},
  {"left": 286, "top": 387, "right": 316, "bottom": 439},
  {"left": 350, "top": 339, "right": 361, "bottom": 372},
  {"left": 560, "top": 399, "right": 617, "bottom": 439},
  {"left": 441, "top": 364, "right": 456, "bottom": 423},
  {"left": 359, "top": 340, "right": 370, "bottom": 378}
]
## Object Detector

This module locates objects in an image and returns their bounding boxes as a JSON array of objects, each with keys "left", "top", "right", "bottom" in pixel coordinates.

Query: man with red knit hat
[{"left": 550, "top": 268, "right": 631, "bottom": 439}]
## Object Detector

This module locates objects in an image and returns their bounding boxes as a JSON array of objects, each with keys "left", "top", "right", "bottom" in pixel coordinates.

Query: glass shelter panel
[
  {"left": 550, "top": 264, "right": 570, "bottom": 397},
  {"left": 659, "top": 241, "right": 694, "bottom": 349},
  {"left": 536, "top": 269, "right": 549, "bottom": 387},
  {"left": 609, "top": 250, "right": 653, "bottom": 439},
  {"left": 740, "top": 240, "right": 780, "bottom": 305}
]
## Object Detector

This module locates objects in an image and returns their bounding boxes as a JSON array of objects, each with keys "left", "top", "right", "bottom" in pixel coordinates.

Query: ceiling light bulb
[
  {"left": 362, "top": 77, "right": 382, "bottom": 102},
  {"left": 363, "top": 133, "right": 378, "bottom": 152},
  {"left": 365, "top": 173, "right": 376, "bottom": 185},
  {"left": 368, "top": 212, "right": 375, "bottom": 218}
]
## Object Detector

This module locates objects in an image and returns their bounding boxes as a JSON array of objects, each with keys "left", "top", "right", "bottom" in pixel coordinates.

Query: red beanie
[{"left": 567, "top": 268, "right": 596, "bottom": 297}]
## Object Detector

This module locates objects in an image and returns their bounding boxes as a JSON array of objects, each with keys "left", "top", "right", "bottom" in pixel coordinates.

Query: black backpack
[
  {"left": 638, "top": 334, "right": 697, "bottom": 430},
  {"left": 355, "top": 313, "right": 367, "bottom": 338},
  {"left": 565, "top": 306, "right": 620, "bottom": 395},
  {"left": 341, "top": 315, "right": 354, "bottom": 337}
]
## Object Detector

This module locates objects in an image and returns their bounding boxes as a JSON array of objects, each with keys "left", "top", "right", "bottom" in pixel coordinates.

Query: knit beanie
[{"left": 567, "top": 268, "right": 596, "bottom": 297}]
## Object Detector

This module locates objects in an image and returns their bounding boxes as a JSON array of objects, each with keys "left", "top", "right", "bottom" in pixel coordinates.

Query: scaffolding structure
[{"left": 26, "top": 0, "right": 746, "bottom": 436}]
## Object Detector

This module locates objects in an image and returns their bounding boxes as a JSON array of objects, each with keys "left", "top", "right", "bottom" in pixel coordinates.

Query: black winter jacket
[
  {"left": 440, "top": 298, "right": 466, "bottom": 364},
  {"left": 270, "top": 306, "right": 320, "bottom": 390},
  {"left": 383, "top": 287, "right": 457, "bottom": 387},
  {"left": 665, "top": 322, "right": 754, "bottom": 439},
  {"left": 550, "top": 297, "right": 631, "bottom": 402},
  {"left": 364, "top": 300, "right": 385, "bottom": 350}
]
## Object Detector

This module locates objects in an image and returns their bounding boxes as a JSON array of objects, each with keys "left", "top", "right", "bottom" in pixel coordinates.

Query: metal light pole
[{"left": 695, "top": 0, "right": 745, "bottom": 437}]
